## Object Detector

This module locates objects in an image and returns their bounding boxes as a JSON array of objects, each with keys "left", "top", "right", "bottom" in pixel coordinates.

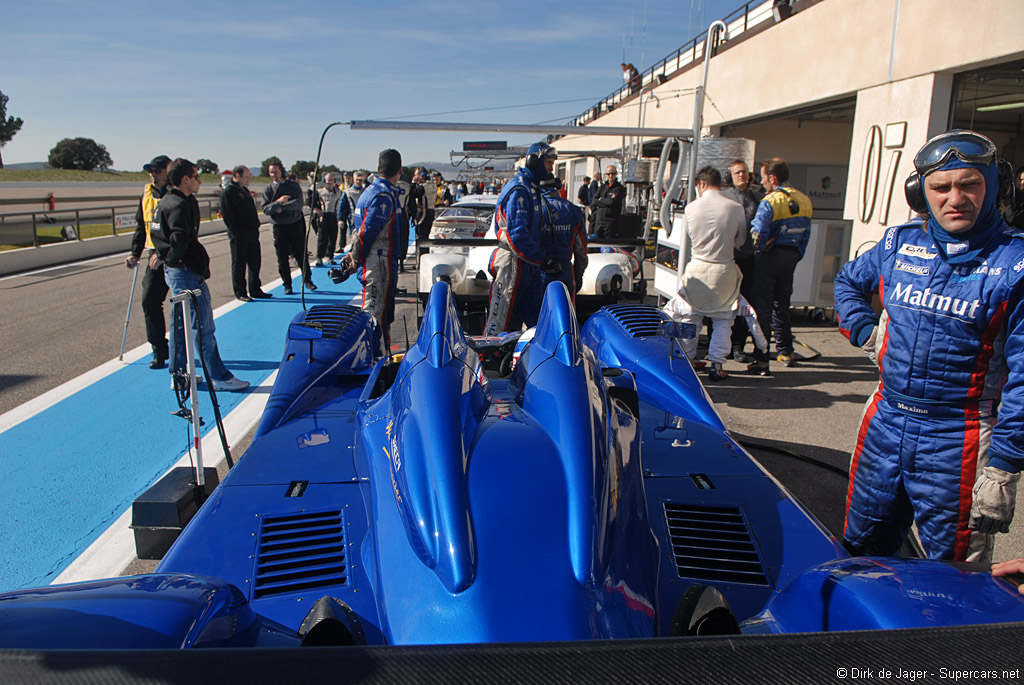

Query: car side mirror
[{"left": 289, "top": 322, "right": 324, "bottom": 363}]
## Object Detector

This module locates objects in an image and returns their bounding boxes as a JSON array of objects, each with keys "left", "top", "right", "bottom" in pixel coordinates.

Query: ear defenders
[
  {"left": 525, "top": 143, "right": 556, "bottom": 174},
  {"left": 525, "top": 151, "right": 544, "bottom": 174},
  {"left": 904, "top": 172, "right": 927, "bottom": 215}
]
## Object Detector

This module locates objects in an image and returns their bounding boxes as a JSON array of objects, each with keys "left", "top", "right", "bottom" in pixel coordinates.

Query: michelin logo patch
[
  {"left": 894, "top": 259, "right": 929, "bottom": 276},
  {"left": 898, "top": 244, "right": 937, "bottom": 260}
]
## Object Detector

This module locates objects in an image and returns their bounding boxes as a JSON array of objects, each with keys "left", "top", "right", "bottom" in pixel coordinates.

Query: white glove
[{"left": 970, "top": 466, "right": 1021, "bottom": 534}]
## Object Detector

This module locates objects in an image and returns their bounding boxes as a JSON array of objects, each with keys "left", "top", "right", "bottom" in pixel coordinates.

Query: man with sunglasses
[
  {"left": 589, "top": 165, "right": 625, "bottom": 240},
  {"left": 153, "top": 159, "right": 249, "bottom": 393},
  {"left": 835, "top": 129, "right": 1024, "bottom": 562}
]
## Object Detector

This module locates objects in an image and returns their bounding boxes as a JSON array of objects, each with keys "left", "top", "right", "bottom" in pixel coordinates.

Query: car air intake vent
[
  {"left": 603, "top": 304, "right": 667, "bottom": 338},
  {"left": 663, "top": 502, "right": 770, "bottom": 586},
  {"left": 253, "top": 509, "right": 348, "bottom": 599},
  {"left": 296, "top": 305, "right": 362, "bottom": 340}
]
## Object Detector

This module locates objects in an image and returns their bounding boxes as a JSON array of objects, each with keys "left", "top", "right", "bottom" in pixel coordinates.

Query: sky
[{"left": 1, "top": 0, "right": 745, "bottom": 173}]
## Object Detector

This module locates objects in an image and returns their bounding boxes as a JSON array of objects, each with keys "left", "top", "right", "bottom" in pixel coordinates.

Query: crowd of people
[
  {"left": 126, "top": 128, "right": 1024, "bottom": 571},
  {"left": 126, "top": 149, "right": 517, "bottom": 393}
]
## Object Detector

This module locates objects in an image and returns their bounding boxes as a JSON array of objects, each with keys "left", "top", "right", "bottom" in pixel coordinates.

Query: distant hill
[{"left": 4, "top": 161, "right": 50, "bottom": 170}]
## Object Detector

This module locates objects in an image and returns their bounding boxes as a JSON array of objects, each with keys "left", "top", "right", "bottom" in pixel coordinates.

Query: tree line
[{"left": 0, "top": 90, "right": 425, "bottom": 178}]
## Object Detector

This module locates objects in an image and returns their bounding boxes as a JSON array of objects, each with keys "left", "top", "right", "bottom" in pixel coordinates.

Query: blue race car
[{"left": 1, "top": 281, "right": 1024, "bottom": 652}]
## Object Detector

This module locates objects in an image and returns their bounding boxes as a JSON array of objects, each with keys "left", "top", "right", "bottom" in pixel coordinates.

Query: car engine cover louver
[
  {"left": 603, "top": 304, "right": 667, "bottom": 338},
  {"left": 295, "top": 305, "right": 362, "bottom": 340},
  {"left": 253, "top": 509, "right": 349, "bottom": 599},
  {"left": 663, "top": 502, "right": 770, "bottom": 586}
]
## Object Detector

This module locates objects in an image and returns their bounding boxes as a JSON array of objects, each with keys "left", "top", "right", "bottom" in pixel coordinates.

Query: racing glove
[
  {"left": 858, "top": 325, "right": 878, "bottom": 365},
  {"left": 970, "top": 465, "right": 1021, "bottom": 534},
  {"left": 542, "top": 257, "right": 563, "bottom": 277}
]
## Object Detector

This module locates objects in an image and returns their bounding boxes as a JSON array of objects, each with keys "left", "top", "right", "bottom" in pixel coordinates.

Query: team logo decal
[
  {"left": 890, "top": 281, "right": 980, "bottom": 319},
  {"left": 894, "top": 259, "right": 929, "bottom": 276},
  {"left": 898, "top": 244, "right": 937, "bottom": 260},
  {"left": 884, "top": 226, "right": 898, "bottom": 251}
]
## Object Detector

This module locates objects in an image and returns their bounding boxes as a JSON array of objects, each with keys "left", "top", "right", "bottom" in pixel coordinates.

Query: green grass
[
  {"left": 0, "top": 168, "right": 274, "bottom": 184},
  {"left": 0, "top": 222, "right": 135, "bottom": 251},
  {"left": 0, "top": 168, "right": 153, "bottom": 183}
]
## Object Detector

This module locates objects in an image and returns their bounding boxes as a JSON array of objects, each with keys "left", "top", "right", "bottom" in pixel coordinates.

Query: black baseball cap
[{"left": 143, "top": 155, "right": 171, "bottom": 172}]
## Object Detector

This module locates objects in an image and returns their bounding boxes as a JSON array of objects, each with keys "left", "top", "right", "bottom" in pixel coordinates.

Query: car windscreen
[{"left": 436, "top": 207, "right": 492, "bottom": 219}]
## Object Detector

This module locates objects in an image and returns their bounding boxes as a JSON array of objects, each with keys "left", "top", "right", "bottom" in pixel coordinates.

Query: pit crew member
[
  {"left": 539, "top": 184, "right": 588, "bottom": 302},
  {"left": 834, "top": 129, "right": 1024, "bottom": 561},
  {"left": 483, "top": 143, "right": 562, "bottom": 334},
  {"left": 338, "top": 149, "right": 404, "bottom": 351}
]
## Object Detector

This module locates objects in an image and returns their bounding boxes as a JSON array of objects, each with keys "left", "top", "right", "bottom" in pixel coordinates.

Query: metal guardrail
[
  {"left": 0, "top": 199, "right": 222, "bottom": 249},
  {"left": 571, "top": 0, "right": 777, "bottom": 127}
]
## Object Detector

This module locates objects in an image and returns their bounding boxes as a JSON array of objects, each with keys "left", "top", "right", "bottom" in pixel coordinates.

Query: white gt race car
[{"left": 417, "top": 195, "right": 644, "bottom": 330}]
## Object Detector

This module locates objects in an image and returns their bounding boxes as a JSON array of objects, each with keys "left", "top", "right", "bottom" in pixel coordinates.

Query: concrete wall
[
  {"left": 556, "top": 0, "right": 1024, "bottom": 258},
  {"left": 844, "top": 73, "right": 954, "bottom": 255},
  {"left": 0, "top": 219, "right": 230, "bottom": 276}
]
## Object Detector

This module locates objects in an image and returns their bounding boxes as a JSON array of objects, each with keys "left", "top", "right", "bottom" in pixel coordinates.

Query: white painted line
[
  {"left": 52, "top": 369, "right": 279, "bottom": 585},
  {"left": 0, "top": 273, "right": 292, "bottom": 436}
]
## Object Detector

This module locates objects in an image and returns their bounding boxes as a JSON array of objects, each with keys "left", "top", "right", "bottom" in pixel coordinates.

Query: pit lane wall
[
  {"left": 554, "top": 0, "right": 1024, "bottom": 262},
  {"left": 0, "top": 218, "right": 232, "bottom": 276}
]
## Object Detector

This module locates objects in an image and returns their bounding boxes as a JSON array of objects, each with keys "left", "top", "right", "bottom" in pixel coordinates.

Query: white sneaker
[{"left": 210, "top": 376, "right": 250, "bottom": 392}]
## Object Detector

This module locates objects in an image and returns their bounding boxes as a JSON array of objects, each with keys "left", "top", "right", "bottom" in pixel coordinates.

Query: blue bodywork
[{"left": 2, "top": 281, "right": 1024, "bottom": 648}]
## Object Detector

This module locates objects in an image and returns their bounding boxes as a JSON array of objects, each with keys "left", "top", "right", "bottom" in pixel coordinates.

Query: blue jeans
[{"left": 164, "top": 266, "right": 231, "bottom": 382}]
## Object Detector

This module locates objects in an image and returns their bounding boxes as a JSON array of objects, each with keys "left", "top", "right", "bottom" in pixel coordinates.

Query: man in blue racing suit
[
  {"left": 539, "top": 184, "right": 588, "bottom": 302},
  {"left": 483, "top": 143, "right": 562, "bottom": 334},
  {"left": 835, "top": 129, "right": 1024, "bottom": 561},
  {"left": 339, "top": 149, "right": 404, "bottom": 352}
]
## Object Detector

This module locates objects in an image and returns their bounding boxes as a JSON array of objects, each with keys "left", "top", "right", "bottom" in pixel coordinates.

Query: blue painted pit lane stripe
[{"left": 0, "top": 272, "right": 362, "bottom": 591}]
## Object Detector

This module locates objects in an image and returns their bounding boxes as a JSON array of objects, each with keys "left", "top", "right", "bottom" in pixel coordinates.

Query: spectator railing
[
  {"left": 572, "top": 0, "right": 777, "bottom": 127},
  {"left": 0, "top": 198, "right": 222, "bottom": 250}
]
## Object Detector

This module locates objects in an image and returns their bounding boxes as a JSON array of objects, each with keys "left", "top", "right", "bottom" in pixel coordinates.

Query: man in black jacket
[
  {"left": 153, "top": 158, "right": 249, "bottom": 392},
  {"left": 220, "top": 165, "right": 270, "bottom": 302},
  {"left": 577, "top": 176, "right": 591, "bottom": 206},
  {"left": 125, "top": 154, "right": 171, "bottom": 368},
  {"left": 589, "top": 165, "right": 625, "bottom": 239},
  {"left": 725, "top": 159, "right": 765, "bottom": 362},
  {"left": 261, "top": 161, "right": 315, "bottom": 295}
]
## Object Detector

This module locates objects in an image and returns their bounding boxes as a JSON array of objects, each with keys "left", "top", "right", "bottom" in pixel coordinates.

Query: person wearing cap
[
  {"left": 835, "top": 129, "right": 1024, "bottom": 562},
  {"left": 152, "top": 158, "right": 249, "bottom": 392},
  {"left": 126, "top": 154, "right": 172, "bottom": 369},
  {"left": 483, "top": 142, "right": 562, "bottom": 334}
]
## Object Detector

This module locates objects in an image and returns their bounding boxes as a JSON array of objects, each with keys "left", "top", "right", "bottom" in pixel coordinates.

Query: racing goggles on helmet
[{"left": 913, "top": 130, "right": 996, "bottom": 176}]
